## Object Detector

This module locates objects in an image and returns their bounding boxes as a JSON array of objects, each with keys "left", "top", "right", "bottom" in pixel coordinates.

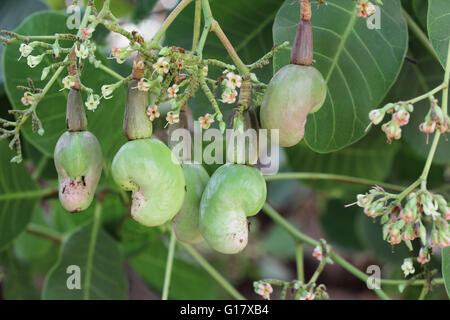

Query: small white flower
[
  {"left": 18, "top": 43, "right": 33, "bottom": 60},
  {"left": 422, "top": 198, "right": 440, "bottom": 220},
  {"left": 81, "top": 27, "right": 94, "bottom": 39},
  {"left": 401, "top": 259, "right": 415, "bottom": 277},
  {"left": 221, "top": 89, "right": 238, "bottom": 104},
  {"left": 146, "top": 105, "right": 160, "bottom": 121},
  {"left": 369, "top": 109, "right": 385, "bottom": 125},
  {"left": 167, "top": 84, "right": 179, "bottom": 98},
  {"left": 75, "top": 43, "right": 89, "bottom": 59},
  {"left": 225, "top": 72, "right": 242, "bottom": 89},
  {"left": 21, "top": 92, "right": 35, "bottom": 106},
  {"left": 166, "top": 111, "right": 179, "bottom": 124},
  {"left": 153, "top": 57, "right": 169, "bottom": 75},
  {"left": 27, "top": 54, "right": 45, "bottom": 68},
  {"left": 101, "top": 84, "right": 115, "bottom": 99},
  {"left": 85, "top": 93, "right": 100, "bottom": 111},
  {"left": 61, "top": 76, "right": 76, "bottom": 90},
  {"left": 312, "top": 246, "right": 323, "bottom": 261},
  {"left": 136, "top": 78, "right": 151, "bottom": 91}
]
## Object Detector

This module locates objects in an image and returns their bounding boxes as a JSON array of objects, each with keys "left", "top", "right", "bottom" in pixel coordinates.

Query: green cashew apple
[
  {"left": 173, "top": 163, "right": 210, "bottom": 243},
  {"left": 260, "top": 64, "right": 326, "bottom": 147},
  {"left": 54, "top": 131, "right": 102, "bottom": 212},
  {"left": 199, "top": 164, "right": 266, "bottom": 254},
  {"left": 226, "top": 108, "right": 260, "bottom": 165},
  {"left": 111, "top": 138, "right": 185, "bottom": 227}
]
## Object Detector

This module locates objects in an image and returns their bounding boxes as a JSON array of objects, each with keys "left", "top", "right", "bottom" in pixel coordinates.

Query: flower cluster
[
  {"left": 110, "top": 45, "right": 136, "bottom": 64},
  {"left": 368, "top": 102, "right": 413, "bottom": 143},
  {"left": 21, "top": 92, "right": 36, "bottom": 106},
  {"left": 294, "top": 282, "right": 329, "bottom": 300},
  {"left": 254, "top": 281, "right": 273, "bottom": 300},
  {"left": 220, "top": 71, "right": 242, "bottom": 104},
  {"left": 356, "top": 1, "right": 376, "bottom": 18},
  {"left": 401, "top": 247, "right": 431, "bottom": 278},
  {"left": 419, "top": 98, "right": 450, "bottom": 141},
  {"left": 198, "top": 113, "right": 214, "bottom": 129},
  {"left": 356, "top": 187, "right": 450, "bottom": 248}
]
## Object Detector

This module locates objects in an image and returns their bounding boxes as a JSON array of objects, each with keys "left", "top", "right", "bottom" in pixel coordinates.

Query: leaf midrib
[{"left": 83, "top": 203, "right": 102, "bottom": 300}]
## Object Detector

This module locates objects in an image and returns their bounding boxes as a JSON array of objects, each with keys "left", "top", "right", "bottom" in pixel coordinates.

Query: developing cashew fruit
[
  {"left": 54, "top": 131, "right": 102, "bottom": 212},
  {"left": 111, "top": 138, "right": 185, "bottom": 227},
  {"left": 123, "top": 79, "right": 153, "bottom": 140},
  {"left": 226, "top": 108, "right": 260, "bottom": 165},
  {"left": 260, "top": 64, "right": 326, "bottom": 147},
  {"left": 199, "top": 164, "right": 267, "bottom": 254},
  {"left": 173, "top": 163, "right": 210, "bottom": 243}
]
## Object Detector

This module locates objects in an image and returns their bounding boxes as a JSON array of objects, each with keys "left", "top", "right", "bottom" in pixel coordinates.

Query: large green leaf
[
  {"left": 428, "top": 0, "right": 450, "bottom": 68},
  {"left": 285, "top": 130, "right": 400, "bottom": 197},
  {"left": 132, "top": 0, "right": 159, "bottom": 23},
  {"left": 0, "top": 0, "right": 48, "bottom": 89},
  {"left": 120, "top": 219, "right": 219, "bottom": 299},
  {"left": 0, "top": 140, "right": 39, "bottom": 252},
  {"left": 13, "top": 204, "right": 58, "bottom": 274},
  {"left": 0, "top": 249, "right": 40, "bottom": 299},
  {"left": 443, "top": 247, "right": 450, "bottom": 298},
  {"left": 412, "top": 0, "right": 427, "bottom": 30},
  {"left": 43, "top": 219, "right": 128, "bottom": 300},
  {"left": 320, "top": 199, "right": 364, "bottom": 251},
  {"left": 273, "top": 0, "right": 407, "bottom": 153},
  {"left": 3, "top": 12, "right": 127, "bottom": 168}
]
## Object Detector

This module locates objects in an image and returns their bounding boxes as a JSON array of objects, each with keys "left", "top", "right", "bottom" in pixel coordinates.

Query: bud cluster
[
  {"left": 368, "top": 102, "right": 413, "bottom": 143},
  {"left": 253, "top": 280, "right": 329, "bottom": 300},
  {"left": 356, "top": 187, "right": 450, "bottom": 248},
  {"left": 419, "top": 97, "right": 450, "bottom": 142}
]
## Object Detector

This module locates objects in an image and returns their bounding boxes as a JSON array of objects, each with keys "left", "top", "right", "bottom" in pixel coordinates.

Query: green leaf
[
  {"left": 0, "top": 140, "right": 39, "bottom": 252},
  {"left": 320, "top": 199, "right": 364, "bottom": 251},
  {"left": 0, "top": 249, "right": 40, "bottom": 299},
  {"left": 13, "top": 204, "right": 58, "bottom": 274},
  {"left": 3, "top": 12, "right": 127, "bottom": 168},
  {"left": 120, "top": 219, "right": 218, "bottom": 299},
  {"left": 262, "top": 223, "right": 296, "bottom": 259},
  {"left": 0, "top": 0, "right": 48, "bottom": 89},
  {"left": 50, "top": 193, "right": 126, "bottom": 235},
  {"left": 428, "top": 0, "right": 450, "bottom": 68},
  {"left": 132, "top": 0, "right": 158, "bottom": 23},
  {"left": 443, "top": 247, "right": 450, "bottom": 298},
  {"left": 43, "top": 218, "right": 128, "bottom": 300},
  {"left": 285, "top": 130, "right": 400, "bottom": 197},
  {"left": 412, "top": 0, "right": 427, "bottom": 30},
  {"left": 273, "top": 0, "right": 408, "bottom": 152}
]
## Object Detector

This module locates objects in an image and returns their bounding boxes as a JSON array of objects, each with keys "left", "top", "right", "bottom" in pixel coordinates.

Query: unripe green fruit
[
  {"left": 123, "top": 79, "right": 153, "bottom": 140},
  {"left": 54, "top": 131, "right": 102, "bottom": 212},
  {"left": 260, "top": 64, "right": 326, "bottom": 147},
  {"left": 173, "top": 163, "right": 210, "bottom": 244},
  {"left": 226, "top": 108, "right": 260, "bottom": 165},
  {"left": 199, "top": 164, "right": 266, "bottom": 254},
  {"left": 111, "top": 138, "right": 185, "bottom": 227}
]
